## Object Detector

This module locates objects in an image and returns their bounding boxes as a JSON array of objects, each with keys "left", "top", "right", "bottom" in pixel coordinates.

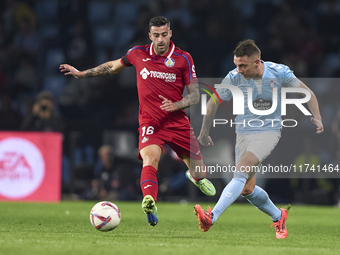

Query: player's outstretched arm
[
  {"left": 298, "top": 81, "right": 324, "bottom": 134},
  {"left": 159, "top": 83, "right": 199, "bottom": 112},
  {"left": 59, "top": 59, "right": 127, "bottom": 79},
  {"left": 197, "top": 93, "right": 220, "bottom": 146}
]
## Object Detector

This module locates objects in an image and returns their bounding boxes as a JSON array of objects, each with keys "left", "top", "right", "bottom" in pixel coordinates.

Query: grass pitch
[{"left": 0, "top": 201, "right": 339, "bottom": 255}]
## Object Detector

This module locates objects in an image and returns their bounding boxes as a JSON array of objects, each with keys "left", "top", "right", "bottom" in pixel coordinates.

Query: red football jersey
[{"left": 120, "top": 41, "right": 198, "bottom": 128}]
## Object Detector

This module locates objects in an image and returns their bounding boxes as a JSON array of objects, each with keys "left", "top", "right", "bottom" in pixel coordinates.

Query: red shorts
[{"left": 138, "top": 124, "right": 202, "bottom": 161}]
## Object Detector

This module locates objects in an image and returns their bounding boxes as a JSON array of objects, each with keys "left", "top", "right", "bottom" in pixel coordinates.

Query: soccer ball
[{"left": 90, "top": 201, "right": 121, "bottom": 231}]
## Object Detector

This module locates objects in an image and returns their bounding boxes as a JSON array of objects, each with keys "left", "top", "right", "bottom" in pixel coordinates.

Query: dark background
[{"left": 1, "top": 0, "right": 339, "bottom": 204}]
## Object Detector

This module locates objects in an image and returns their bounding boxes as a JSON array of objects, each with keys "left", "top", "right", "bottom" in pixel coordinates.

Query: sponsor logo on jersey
[
  {"left": 253, "top": 98, "right": 273, "bottom": 110},
  {"left": 142, "top": 137, "right": 149, "bottom": 143},
  {"left": 164, "top": 58, "right": 175, "bottom": 67},
  {"left": 142, "top": 58, "right": 151, "bottom": 62},
  {"left": 150, "top": 71, "right": 176, "bottom": 82},
  {"left": 140, "top": 68, "right": 150, "bottom": 79},
  {"left": 139, "top": 67, "right": 176, "bottom": 82}
]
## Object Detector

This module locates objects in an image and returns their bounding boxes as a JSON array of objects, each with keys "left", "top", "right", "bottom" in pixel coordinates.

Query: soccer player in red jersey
[{"left": 60, "top": 16, "right": 216, "bottom": 226}]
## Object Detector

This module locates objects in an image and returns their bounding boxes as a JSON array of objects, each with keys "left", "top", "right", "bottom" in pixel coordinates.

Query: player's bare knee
[{"left": 143, "top": 154, "right": 160, "bottom": 167}]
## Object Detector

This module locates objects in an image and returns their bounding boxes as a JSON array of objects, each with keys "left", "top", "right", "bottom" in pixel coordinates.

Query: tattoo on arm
[
  {"left": 84, "top": 63, "right": 114, "bottom": 78},
  {"left": 84, "top": 68, "right": 95, "bottom": 78},
  {"left": 174, "top": 83, "right": 200, "bottom": 110}
]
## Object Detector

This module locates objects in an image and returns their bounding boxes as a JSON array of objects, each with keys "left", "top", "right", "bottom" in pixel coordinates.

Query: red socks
[{"left": 140, "top": 165, "right": 158, "bottom": 203}]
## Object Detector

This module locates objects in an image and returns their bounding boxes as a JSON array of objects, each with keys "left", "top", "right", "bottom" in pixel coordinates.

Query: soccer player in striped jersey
[
  {"left": 194, "top": 39, "right": 323, "bottom": 238},
  {"left": 60, "top": 16, "right": 216, "bottom": 227}
]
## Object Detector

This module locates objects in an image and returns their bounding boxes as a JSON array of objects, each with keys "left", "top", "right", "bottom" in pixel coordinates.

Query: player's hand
[
  {"left": 159, "top": 95, "right": 177, "bottom": 112},
  {"left": 59, "top": 64, "right": 83, "bottom": 79},
  {"left": 197, "top": 133, "right": 214, "bottom": 146},
  {"left": 311, "top": 117, "right": 324, "bottom": 134}
]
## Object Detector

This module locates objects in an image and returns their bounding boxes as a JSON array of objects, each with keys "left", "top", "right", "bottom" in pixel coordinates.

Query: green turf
[{"left": 0, "top": 201, "right": 339, "bottom": 255}]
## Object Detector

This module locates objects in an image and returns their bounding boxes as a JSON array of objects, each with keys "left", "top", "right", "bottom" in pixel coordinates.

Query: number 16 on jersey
[{"left": 141, "top": 126, "right": 154, "bottom": 136}]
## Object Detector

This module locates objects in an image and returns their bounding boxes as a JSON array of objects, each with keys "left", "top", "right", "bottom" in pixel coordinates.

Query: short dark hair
[
  {"left": 149, "top": 16, "right": 170, "bottom": 30},
  {"left": 233, "top": 39, "right": 261, "bottom": 57}
]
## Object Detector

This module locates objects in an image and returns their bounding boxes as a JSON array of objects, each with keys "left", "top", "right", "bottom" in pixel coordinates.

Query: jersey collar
[{"left": 150, "top": 41, "right": 175, "bottom": 59}]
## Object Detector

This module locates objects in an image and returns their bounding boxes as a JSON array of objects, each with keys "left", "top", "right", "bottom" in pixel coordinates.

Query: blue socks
[
  {"left": 242, "top": 185, "right": 281, "bottom": 221},
  {"left": 211, "top": 171, "right": 248, "bottom": 224},
  {"left": 211, "top": 174, "right": 281, "bottom": 224},
  {"left": 211, "top": 171, "right": 281, "bottom": 223}
]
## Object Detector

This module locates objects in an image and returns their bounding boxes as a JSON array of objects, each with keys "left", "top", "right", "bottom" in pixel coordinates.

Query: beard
[{"left": 155, "top": 42, "right": 169, "bottom": 55}]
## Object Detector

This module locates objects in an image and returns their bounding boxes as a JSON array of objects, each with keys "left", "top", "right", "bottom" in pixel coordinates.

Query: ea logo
[
  {"left": 140, "top": 67, "right": 150, "bottom": 80},
  {"left": 0, "top": 138, "right": 45, "bottom": 199}
]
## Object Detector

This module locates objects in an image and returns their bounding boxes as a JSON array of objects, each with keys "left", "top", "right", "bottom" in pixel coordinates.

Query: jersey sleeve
[
  {"left": 182, "top": 52, "right": 198, "bottom": 85},
  {"left": 120, "top": 47, "right": 138, "bottom": 67},
  {"left": 282, "top": 65, "right": 300, "bottom": 87},
  {"left": 216, "top": 73, "right": 233, "bottom": 101},
  {"left": 121, "top": 56, "right": 133, "bottom": 66}
]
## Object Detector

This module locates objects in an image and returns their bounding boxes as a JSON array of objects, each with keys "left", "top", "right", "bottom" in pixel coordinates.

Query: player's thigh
[
  {"left": 236, "top": 133, "right": 280, "bottom": 166},
  {"left": 138, "top": 124, "right": 168, "bottom": 167},
  {"left": 236, "top": 151, "right": 259, "bottom": 176},
  {"left": 247, "top": 132, "right": 281, "bottom": 165},
  {"left": 139, "top": 144, "right": 162, "bottom": 168},
  {"left": 169, "top": 127, "right": 202, "bottom": 160}
]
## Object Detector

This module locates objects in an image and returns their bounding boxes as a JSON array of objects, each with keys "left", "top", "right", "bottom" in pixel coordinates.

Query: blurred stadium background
[{"left": 0, "top": 0, "right": 339, "bottom": 205}]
